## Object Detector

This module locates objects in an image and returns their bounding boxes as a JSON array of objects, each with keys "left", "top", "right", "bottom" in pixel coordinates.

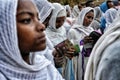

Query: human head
[
  {"left": 34, "top": 0, "right": 54, "bottom": 27},
  {"left": 78, "top": 2, "right": 83, "bottom": 11},
  {"left": 76, "top": 7, "right": 94, "bottom": 27},
  {"left": 85, "top": 0, "right": 95, "bottom": 8},
  {"left": 49, "top": 3, "right": 66, "bottom": 30},
  {"left": 17, "top": 0, "right": 46, "bottom": 55},
  {"left": 65, "top": 5, "right": 71, "bottom": 17},
  {"left": 107, "top": 0, "right": 114, "bottom": 8},
  {"left": 0, "top": 0, "right": 46, "bottom": 65},
  {"left": 100, "top": 0, "right": 114, "bottom": 13}
]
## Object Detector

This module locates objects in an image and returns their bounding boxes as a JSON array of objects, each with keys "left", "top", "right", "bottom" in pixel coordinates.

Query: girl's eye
[
  {"left": 87, "top": 16, "right": 93, "bottom": 19},
  {"left": 19, "top": 18, "right": 32, "bottom": 24}
]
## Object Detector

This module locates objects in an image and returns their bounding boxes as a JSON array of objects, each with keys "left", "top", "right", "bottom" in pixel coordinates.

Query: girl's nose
[{"left": 36, "top": 21, "right": 45, "bottom": 32}]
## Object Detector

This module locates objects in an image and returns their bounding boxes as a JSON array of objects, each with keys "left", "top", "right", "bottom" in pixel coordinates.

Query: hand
[
  {"left": 83, "top": 36, "right": 94, "bottom": 44},
  {"left": 54, "top": 55, "right": 64, "bottom": 68},
  {"left": 52, "top": 48, "right": 63, "bottom": 57},
  {"left": 63, "top": 46, "right": 75, "bottom": 59}
]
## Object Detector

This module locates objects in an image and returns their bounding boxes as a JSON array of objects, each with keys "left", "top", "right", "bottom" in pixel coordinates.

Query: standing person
[
  {"left": 63, "top": 5, "right": 75, "bottom": 35},
  {"left": 30, "top": 0, "right": 55, "bottom": 65},
  {"left": 0, "top": 0, "right": 64, "bottom": 79},
  {"left": 68, "top": 7, "right": 94, "bottom": 80},
  {"left": 84, "top": 14, "right": 120, "bottom": 80},
  {"left": 34, "top": 0, "right": 54, "bottom": 50},
  {"left": 72, "top": 2, "right": 84, "bottom": 18},
  {"left": 90, "top": 6, "right": 102, "bottom": 31},
  {"left": 100, "top": 0, "right": 116, "bottom": 33},
  {"left": 46, "top": 3, "right": 75, "bottom": 80}
]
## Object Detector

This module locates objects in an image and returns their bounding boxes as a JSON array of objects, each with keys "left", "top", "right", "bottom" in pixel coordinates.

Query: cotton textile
[
  {"left": 0, "top": 0, "right": 64, "bottom": 79},
  {"left": 34, "top": 0, "right": 54, "bottom": 23},
  {"left": 68, "top": 7, "right": 94, "bottom": 80},
  {"left": 84, "top": 16, "right": 120, "bottom": 80}
]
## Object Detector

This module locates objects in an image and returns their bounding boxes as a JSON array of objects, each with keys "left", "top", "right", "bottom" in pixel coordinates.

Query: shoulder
[{"left": 96, "top": 40, "right": 120, "bottom": 80}]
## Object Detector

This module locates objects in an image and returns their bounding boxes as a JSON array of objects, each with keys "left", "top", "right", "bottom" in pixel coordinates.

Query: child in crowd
[{"left": 0, "top": 0, "right": 64, "bottom": 79}]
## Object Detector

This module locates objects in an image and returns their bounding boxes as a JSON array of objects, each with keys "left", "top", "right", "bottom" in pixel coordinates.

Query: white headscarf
[
  {"left": 48, "top": 3, "right": 66, "bottom": 31},
  {"left": 46, "top": 3, "right": 67, "bottom": 46},
  {"left": 34, "top": 0, "right": 54, "bottom": 23},
  {"left": 0, "top": 0, "right": 64, "bottom": 79},
  {"left": 84, "top": 16, "right": 120, "bottom": 80},
  {"left": 73, "top": 7, "right": 94, "bottom": 36}
]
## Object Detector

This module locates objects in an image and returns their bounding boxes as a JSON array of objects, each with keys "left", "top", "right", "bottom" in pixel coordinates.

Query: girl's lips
[{"left": 36, "top": 34, "right": 46, "bottom": 44}]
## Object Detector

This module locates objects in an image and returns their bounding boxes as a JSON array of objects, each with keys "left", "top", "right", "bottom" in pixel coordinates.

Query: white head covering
[
  {"left": 76, "top": 7, "right": 94, "bottom": 26},
  {"left": 72, "top": 7, "right": 94, "bottom": 36},
  {"left": 34, "top": 0, "right": 54, "bottom": 23},
  {"left": 48, "top": 3, "right": 66, "bottom": 31},
  {"left": 0, "top": 0, "right": 64, "bottom": 79},
  {"left": 46, "top": 3, "right": 67, "bottom": 46},
  {"left": 84, "top": 16, "right": 120, "bottom": 80},
  {"left": 104, "top": 8, "right": 117, "bottom": 29}
]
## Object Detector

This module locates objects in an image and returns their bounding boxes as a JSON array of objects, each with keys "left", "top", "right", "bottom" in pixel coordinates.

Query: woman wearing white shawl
[
  {"left": 46, "top": 3, "right": 67, "bottom": 46},
  {"left": 34, "top": 0, "right": 54, "bottom": 50},
  {"left": 30, "top": 0, "right": 55, "bottom": 65},
  {"left": 84, "top": 15, "right": 120, "bottom": 80},
  {"left": 46, "top": 3, "right": 75, "bottom": 80},
  {"left": 68, "top": 7, "right": 94, "bottom": 80},
  {"left": 0, "top": 0, "right": 64, "bottom": 79},
  {"left": 104, "top": 7, "right": 118, "bottom": 31}
]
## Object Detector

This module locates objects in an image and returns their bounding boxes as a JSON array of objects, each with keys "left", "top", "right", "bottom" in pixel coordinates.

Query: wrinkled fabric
[
  {"left": 68, "top": 7, "right": 94, "bottom": 80},
  {"left": 104, "top": 8, "right": 117, "bottom": 29},
  {"left": 0, "top": 0, "right": 64, "bottom": 79},
  {"left": 84, "top": 17, "right": 120, "bottom": 80},
  {"left": 46, "top": 3, "right": 67, "bottom": 46},
  {"left": 34, "top": 0, "right": 54, "bottom": 23},
  {"left": 72, "top": 5, "right": 80, "bottom": 18}
]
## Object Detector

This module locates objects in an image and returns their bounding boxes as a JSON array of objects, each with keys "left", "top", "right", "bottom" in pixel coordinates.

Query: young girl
[
  {"left": 68, "top": 7, "right": 94, "bottom": 80},
  {"left": 0, "top": 0, "right": 64, "bottom": 79},
  {"left": 46, "top": 3, "right": 75, "bottom": 80}
]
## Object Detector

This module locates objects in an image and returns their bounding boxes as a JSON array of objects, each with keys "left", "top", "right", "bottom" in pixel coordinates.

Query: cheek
[
  {"left": 17, "top": 26, "right": 35, "bottom": 52},
  {"left": 83, "top": 18, "right": 90, "bottom": 26}
]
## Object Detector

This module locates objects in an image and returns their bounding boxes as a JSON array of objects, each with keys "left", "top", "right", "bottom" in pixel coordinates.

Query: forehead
[
  {"left": 17, "top": 0, "right": 37, "bottom": 12},
  {"left": 86, "top": 11, "right": 94, "bottom": 16}
]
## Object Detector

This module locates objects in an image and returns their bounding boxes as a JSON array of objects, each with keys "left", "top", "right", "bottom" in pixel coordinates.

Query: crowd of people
[{"left": 0, "top": 0, "right": 120, "bottom": 80}]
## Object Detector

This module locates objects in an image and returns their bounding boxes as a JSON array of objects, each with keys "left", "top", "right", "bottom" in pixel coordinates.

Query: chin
[{"left": 39, "top": 44, "right": 46, "bottom": 51}]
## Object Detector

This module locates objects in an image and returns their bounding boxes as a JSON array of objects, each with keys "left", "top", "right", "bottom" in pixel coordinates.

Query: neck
[{"left": 21, "top": 53, "right": 30, "bottom": 64}]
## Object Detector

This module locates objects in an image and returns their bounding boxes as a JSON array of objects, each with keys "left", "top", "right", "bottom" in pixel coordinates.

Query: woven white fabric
[
  {"left": 0, "top": 0, "right": 64, "bottom": 79},
  {"left": 34, "top": 0, "right": 54, "bottom": 23},
  {"left": 84, "top": 16, "right": 120, "bottom": 80}
]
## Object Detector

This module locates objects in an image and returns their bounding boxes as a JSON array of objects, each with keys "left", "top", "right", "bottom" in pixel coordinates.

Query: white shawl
[
  {"left": 0, "top": 0, "right": 64, "bottom": 79},
  {"left": 34, "top": 0, "right": 54, "bottom": 23},
  {"left": 68, "top": 7, "right": 94, "bottom": 45},
  {"left": 84, "top": 16, "right": 120, "bottom": 80},
  {"left": 46, "top": 3, "right": 67, "bottom": 46}
]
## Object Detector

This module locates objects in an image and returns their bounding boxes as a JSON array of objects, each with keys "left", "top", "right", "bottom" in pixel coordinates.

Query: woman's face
[
  {"left": 56, "top": 16, "right": 66, "bottom": 29},
  {"left": 83, "top": 11, "right": 94, "bottom": 27},
  {"left": 17, "top": 0, "right": 46, "bottom": 54}
]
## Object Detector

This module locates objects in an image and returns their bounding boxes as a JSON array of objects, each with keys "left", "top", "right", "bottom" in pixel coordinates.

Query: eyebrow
[{"left": 17, "top": 11, "right": 34, "bottom": 16}]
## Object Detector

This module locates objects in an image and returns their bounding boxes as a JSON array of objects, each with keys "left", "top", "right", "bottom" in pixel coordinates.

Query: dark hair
[
  {"left": 107, "top": 0, "right": 113, "bottom": 9},
  {"left": 85, "top": 0, "right": 93, "bottom": 7}
]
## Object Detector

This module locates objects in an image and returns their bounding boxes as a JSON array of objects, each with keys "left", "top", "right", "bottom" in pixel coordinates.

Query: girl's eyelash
[{"left": 19, "top": 18, "right": 31, "bottom": 24}]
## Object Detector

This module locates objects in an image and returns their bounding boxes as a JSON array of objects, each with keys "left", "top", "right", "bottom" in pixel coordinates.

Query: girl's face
[
  {"left": 56, "top": 16, "right": 66, "bottom": 29},
  {"left": 17, "top": 0, "right": 46, "bottom": 54},
  {"left": 83, "top": 11, "right": 94, "bottom": 27}
]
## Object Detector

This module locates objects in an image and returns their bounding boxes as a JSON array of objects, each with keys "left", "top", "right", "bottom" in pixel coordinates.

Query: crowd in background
[{"left": 0, "top": 0, "right": 120, "bottom": 80}]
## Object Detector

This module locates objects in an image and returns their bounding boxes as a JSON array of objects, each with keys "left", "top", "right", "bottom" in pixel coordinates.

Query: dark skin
[
  {"left": 17, "top": 0, "right": 46, "bottom": 63},
  {"left": 83, "top": 10, "right": 94, "bottom": 46},
  {"left": 83, "top": 10, "right": 94, "bottom": 27}
]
